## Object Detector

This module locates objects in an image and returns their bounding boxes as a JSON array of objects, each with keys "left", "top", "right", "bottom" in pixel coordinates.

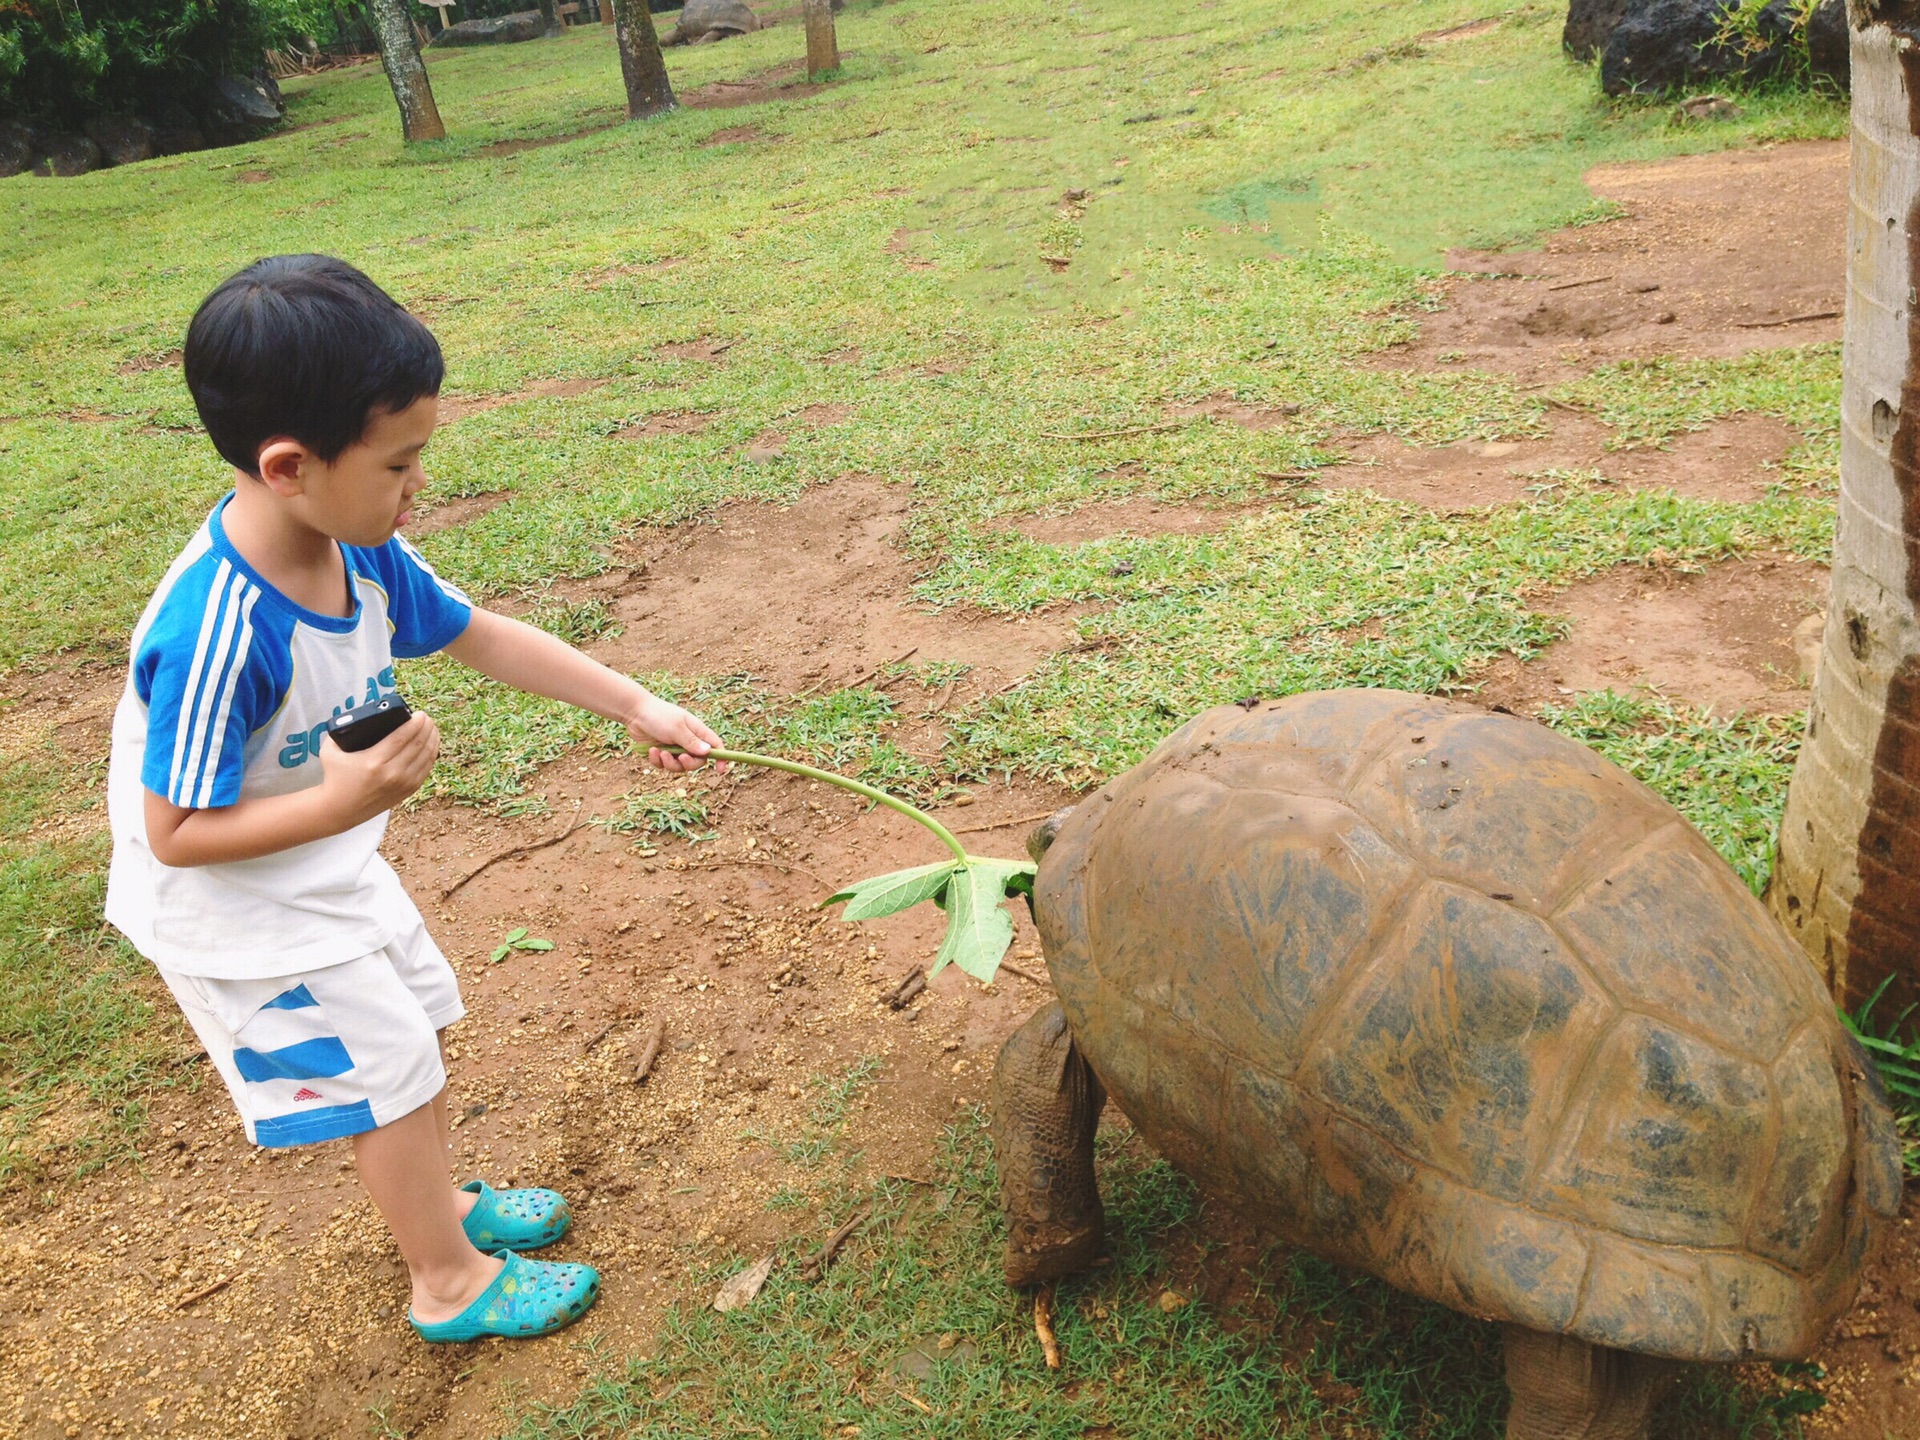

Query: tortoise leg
[
  {"left": 1503, "top": 1326, "right": 1678, "bottom": 1440},
  {"left": 989, "top": 1002, "right": 1106, "bottom": 1287}
]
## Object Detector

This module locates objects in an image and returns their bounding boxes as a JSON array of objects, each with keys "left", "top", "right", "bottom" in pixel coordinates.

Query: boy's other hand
[
  {"left": 629, "top": 695, "right": 726, "bottom": 774},
  {"left": 318, "top": 711, "right": 442, "bottom": 822}
]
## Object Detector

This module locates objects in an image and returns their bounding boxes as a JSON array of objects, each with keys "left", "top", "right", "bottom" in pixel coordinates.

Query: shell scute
[
  {"left": 1305, "top": 882, "right": 1615, "bottom": 1203},
  {"left": 1534, "top": 1017, "right": 1773, "bottom": 1249},
  {"left": 1555, "top": 840, "right": 1812, "bottom": 1060},
  {"left": 1751, "top": 1025, "right": 1851, "bottom": 1269}
]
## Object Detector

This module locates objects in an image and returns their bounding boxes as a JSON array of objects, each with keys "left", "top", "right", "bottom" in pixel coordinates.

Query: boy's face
[{"left": 286, "top": 395, "right": 438, "bottom": 548}]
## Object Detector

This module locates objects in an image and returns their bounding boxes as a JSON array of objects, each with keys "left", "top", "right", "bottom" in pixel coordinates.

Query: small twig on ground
[
  {"left": 894, "top": 1386, "right": 935, "bottom": 1415},
  {"left": 801, "top": 1206, "right": 870, "bottom": 1280},
  {"left": 884, "top": 1172, "right": 935, "bottom": 1186},
  {"left": 798, "top": 645, "right": 918, "bottom": 698},
  {"left": 583, "top": 1013, "right": 632, "bottom": 1054},
  {"left": 177, "top": 1274, "right": 240, "bottom": 1310},
  {"left": 923, "top": 675, "right": 959, "bottom": 716},
  {"left": 633, "top": 1017, "right": 667, "bottom": 1084},
  {"left": 1545, "top": 274, "right": 1612, "bottom": 291},
  {"left": 1253, "top": 469, "right": 1314, "bottom": 483},
  {"left": 1733, "top": 310, "right": 1840, "bottom": 329},
  {"left": 1038, "top": 421, "right": 1183, "bottom": 441},
  {"left": 997, "top": 961, "right": 1051, "bottom": 988},
  {"left": 949, "top": 809, "right": 1058, "bottom": 836},
  {"left": 1034, "top": 1287, "right": 1062, "bottom": 1369},
  {"left": 440, "top": 804, "right": 585, "bottom": 900},
  {"left": 884, "top": 966, "right": 927, "bottom": 1009}
]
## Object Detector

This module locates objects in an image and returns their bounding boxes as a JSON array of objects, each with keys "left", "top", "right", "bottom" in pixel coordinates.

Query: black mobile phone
[{"left": 326, "top": 695, "right": 413, "bottom": 753}]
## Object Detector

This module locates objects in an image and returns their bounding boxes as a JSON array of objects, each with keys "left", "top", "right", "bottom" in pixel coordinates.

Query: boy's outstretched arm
[{"left": 444, "top": 608, "right": 722, "bottom": 774}]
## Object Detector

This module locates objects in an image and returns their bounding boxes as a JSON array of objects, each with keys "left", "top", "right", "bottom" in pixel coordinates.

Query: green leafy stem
[{"left": 667, "top": 747, "right": 1038, "bottom": 983}]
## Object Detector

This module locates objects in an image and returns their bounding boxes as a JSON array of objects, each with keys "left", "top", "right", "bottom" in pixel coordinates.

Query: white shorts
[{"left": 159, "top": 918, "right": 465, "bottom": 1149}]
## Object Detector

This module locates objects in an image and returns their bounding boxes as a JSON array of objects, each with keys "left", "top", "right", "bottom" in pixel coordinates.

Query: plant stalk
[{"left": 665, "top": 747, "right": 970, "bottom": 864}]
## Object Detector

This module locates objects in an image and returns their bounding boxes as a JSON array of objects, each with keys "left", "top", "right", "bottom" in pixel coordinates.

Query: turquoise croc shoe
[
  {"left": 459, "top": 1180, "right": 571, "bottom": 1252},
  {"left": 411, "top": 1251, "right": 600, "bottom": 1343}
]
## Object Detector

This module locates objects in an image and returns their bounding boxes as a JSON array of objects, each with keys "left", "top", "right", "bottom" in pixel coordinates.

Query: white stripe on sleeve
[
  {"left": 168, "top": 560, "right": 236, "bottom": 799},
  {"left": 175, "top": 572, "right": 250, "bottom": 806},
  {"left": 192, "top": 583, "right": 260, "bottom": 809}
]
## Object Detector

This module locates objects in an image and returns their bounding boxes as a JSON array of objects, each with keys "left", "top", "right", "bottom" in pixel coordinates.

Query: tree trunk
[
  {"left": 611, "top": 0, "right": 676, "bottom": 118},
  {"left": 366, "top": 0, "right": 447, "bottom": 142},
  {"left": 535, "top": 0, "right": 564, "bottom": 36},
  {"left": 1768, "top": 3, "right": 1920, "bottom": 1014},
  {"left": 803, "top": 0, "right": 839, "bottom": 78}
]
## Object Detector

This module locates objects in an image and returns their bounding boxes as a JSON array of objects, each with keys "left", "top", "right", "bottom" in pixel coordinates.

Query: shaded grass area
[{"left": 508, "top": 1110, "right": 1824, "bottom": 1440}]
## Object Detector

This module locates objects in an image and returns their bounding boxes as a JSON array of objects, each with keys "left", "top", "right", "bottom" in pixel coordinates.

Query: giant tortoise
[{"left": 991, "top": 690, "right": 1904, "bottom": 1440}]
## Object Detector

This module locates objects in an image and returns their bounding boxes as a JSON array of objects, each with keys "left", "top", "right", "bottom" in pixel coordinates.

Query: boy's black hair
[{"left": 183, "top": 254, "right": 444, "bottom": 474}]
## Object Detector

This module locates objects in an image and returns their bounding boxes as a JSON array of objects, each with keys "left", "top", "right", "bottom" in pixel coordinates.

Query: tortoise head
[{"left": 1027, "top": 806, "right": 1076, "bottom": 865}]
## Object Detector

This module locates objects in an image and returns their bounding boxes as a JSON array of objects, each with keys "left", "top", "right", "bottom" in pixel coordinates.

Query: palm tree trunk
[
  {"left": 611, "top": 0, "right": 676, "bottom": 118},
  {"left": 367, "top": 0, "right": 447, "bottom": 142},
  {"left": 535, "top": 0, "right": 564, "bottom": 36},
  {"left": 1768, "top": 3, "right": 1920, "bottom": 1013},
  {"left": 804, "top": 0, "right": 840, "bottom": 78}
]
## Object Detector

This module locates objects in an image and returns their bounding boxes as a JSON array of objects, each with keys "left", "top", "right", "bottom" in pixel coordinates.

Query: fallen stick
[
  {"left": 884, "top": 966, "right": 927, "bottom": 1010},
  {"left": 996, "top": 961, "right": 1051, "bottom": 989},
  {"left": 1545, "top": 274, "right": 1612, "bottom": 291},
  {"left": 949, "top": 809, "right": 1058, "bottom": 836},
  {"left": 894, "top": 1386, "right": 935, "bottom": 1415},
  {"left": 1253, "top": 469, "right": 1315, "bottom": 483},
  {"left": 633, "top": 1017, "right": 667, "bottom": 1084},
  {"left": 1733, "top": 310, "right": 1840, "bottom": 329},
  {"left": 1037, "top": 421, "right": 1183, "bottom": 441},
  {"left": 1034, "top": 1287, "right": 1062, "bottom": 1369},
  {"left": 176, "top": 1273, "right": 239, "bottom": 1311},
  {"left": 798, "top": 645, "right": 918, "bottom": 699},
  {"left": 801, "top": 1206, "right": 870, "bottom": 1280},
  {"left": 440, "top": 805, "right": 584, "bottom": 901}
]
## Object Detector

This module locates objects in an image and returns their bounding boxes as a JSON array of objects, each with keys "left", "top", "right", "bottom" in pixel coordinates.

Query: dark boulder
[
  {"left": 33, "top": 132, "right": 103, "bottom": 177},
  {"left": 84, "top": 114, "right": 157, "bottom": 166},
  {"left": 1565, "top": 0, "right": 1634, "bottom": 60},
  {"left": 430, "top": 11, "right": 547, "bottom": 46},
  {"left": 201, "top": 69, "right": 286, "bottom": 145},
  {"left": 0, "top": 120, "right": 35, "bottom": 179},
  {"left": 150, "top": 103, "right": 208, "bottom": 157},
  {"left": 1806, "top": 0, "right": 1848, "bottom": 90},
  {"left": 1595, "top": 0, "right": 1848, "bottom": 96}
]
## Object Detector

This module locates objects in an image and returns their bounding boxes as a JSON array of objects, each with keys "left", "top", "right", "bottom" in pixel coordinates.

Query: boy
[{"left": 104, "top": 253, "right": 722, "bottom": 1341}]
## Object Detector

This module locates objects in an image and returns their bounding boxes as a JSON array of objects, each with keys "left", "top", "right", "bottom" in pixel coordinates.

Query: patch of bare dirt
[
  {"left": 684, "top": 60, "right": 829, "bottom": 111},
  {"left": 613, "top": 410, "right": 719, "bottom": 440},
  {"left": 888, "top": 227, "right": 936, "bottom": 272},
  {"left": 1376, "top": 141, "right": 1846, "bottom": 383},
  {"left": 407, "top": 491, "right": 511, "bottom": 537},
  {"left": 477, "top": 124, "right": 618, "bottom": 159},
  {"left": 1002, "top": 494, "right": 1276, "bottom": 546},
  {"left": 1317, "top": 411, "right": 1804, "bottom": 509},
  {"left": 792, "top": 402, "right": 852, "bottom": 428},
  {"left": 438, "top": 377, "right": 608, "bottom": 424},
  {"left": 1167, "top": 392, "right": 1302, "bottom": 431},
  {"left": 817, "top": 345, "right": 862, "bottom": 365},
  {"left": 1807, "top": 1192, "right": 1920, "bottom": 1438},
  {"left": 1472, "top": 553, "right": 1827, "bottom": 716},
  {"left": 699, "top": 123, "right": 773, "bottom": 146},
  {"left": 597, "top": 474, "right": 1082, "bottom": 695},
  {"left": 115, "top": 349, "right": 181, "bottom": 376},
  {"left": 584, "top": 256, "right": 683, "bottom": 288},
  {"left": 653, "top": 337, "right": 734, "bottom": 362}
]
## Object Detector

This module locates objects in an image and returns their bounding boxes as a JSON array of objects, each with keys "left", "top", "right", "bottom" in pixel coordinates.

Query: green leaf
[
  {"left": 518, "top": 937, "right": 555, "bottom": 952},
  {"left": 827, "top": 860, "right": 959, "bottom": 922},
  {"left": 504, "top": 927, "right": 529, "bottom": 944},
  {"left": 928, "top": 861, "right": 1026, "bottom": 983},
  {"left": 489, "top": 945, "right": 511, "bottom": 963}
]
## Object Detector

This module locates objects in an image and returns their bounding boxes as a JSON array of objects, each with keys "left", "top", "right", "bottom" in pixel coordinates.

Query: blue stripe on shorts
[
  {"left": 232, "top": 1036, "right": 354, "bottom": 1083},
  {"left": 260, "top": 983, "right": 320, "bottom": 1011}
]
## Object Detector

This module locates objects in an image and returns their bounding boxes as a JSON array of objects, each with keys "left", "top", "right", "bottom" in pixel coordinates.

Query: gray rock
[
  {"left": 33, "top": 132, "right": 103, "bottom": 177},
  {"left": 1564, "top": 0, "right": 1634, "bottom": 60},
  {"left": 202, "top": 69, "right": 285, "bottom": 145},
  {"left": 430, "top": 11, "right": 547, "bottom": 46},
  {"left": 150, "top": 103, "right": 207, "bottom": 157},
  {"left": 663, "top": 0, "right": 761, "bottom": 45},
  {"left": 0, "top": 120, "right": 34, "bottom": 178},
  {"left": 1806, "top": 0, "right": 1848, "bottom": 90},
  {"left": 84, "top": 113, "right": 157, "bottom": 167},
  {"left": 1596, "top": 0, "right": 1847, "bottom": 96}
]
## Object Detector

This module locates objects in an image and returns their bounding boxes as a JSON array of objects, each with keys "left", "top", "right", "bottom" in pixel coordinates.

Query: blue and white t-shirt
[{"left": 105, "top": 494, "right": 472, "bottom": 977}]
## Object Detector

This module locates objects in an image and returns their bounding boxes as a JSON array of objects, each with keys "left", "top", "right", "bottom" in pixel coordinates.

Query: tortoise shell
[{"left": 1033, "top": 690, "right": 1904, "bottom": 1363}]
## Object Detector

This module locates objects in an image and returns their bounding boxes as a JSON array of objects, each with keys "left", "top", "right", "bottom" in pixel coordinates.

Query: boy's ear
[{"left": 254, "top": 438, "right": 313, "bottom": 497}]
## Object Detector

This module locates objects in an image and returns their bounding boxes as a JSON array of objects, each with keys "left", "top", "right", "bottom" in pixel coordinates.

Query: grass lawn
[{"left": 0, "top": 0, "right": 1878, "bottom": 1433}]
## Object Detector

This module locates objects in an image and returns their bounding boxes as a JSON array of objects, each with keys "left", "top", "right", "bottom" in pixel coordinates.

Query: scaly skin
[
  {"left": 1503, "top": 1327, "right": 1677, "bottom": 1440},
  {"left": 990, "top": 1003, "right": 1106, "bottom": 1288}
]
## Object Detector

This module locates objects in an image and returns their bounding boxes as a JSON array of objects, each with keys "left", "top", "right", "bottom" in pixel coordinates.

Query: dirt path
[{"left": 5, "top": 138, "right": 1906, "bottom": 1440}]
